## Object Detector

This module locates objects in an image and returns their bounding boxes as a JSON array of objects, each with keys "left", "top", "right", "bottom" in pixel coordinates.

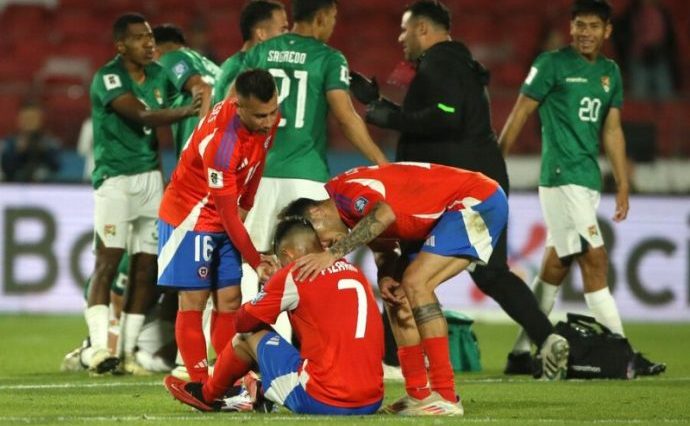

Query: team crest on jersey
[
  {"left": 354, "top": 196, "right": 369, "bottom": 214},
  {"left": 251, "top": 290, "right": 266, "bottom": 305},
  {"left": 172, "top": 61, "right": 189, "bottom": 79},
  {"left": 197, "top": 266, "right": 209, "bottom": 279},
  {"left": 588, "top": 225, "right": 599, "bottom": 237},
  {"left": 601, "top": 76, "right": 610, "bottom": 93},
  {"left": 208, "top": 168, "right": 224, "bottom": 188},
  {"left": 104, "top": 224, "right": 116, "bottom": 237},
  {"left": 154, "top": 88, "right": 163, "bottom": 105}
]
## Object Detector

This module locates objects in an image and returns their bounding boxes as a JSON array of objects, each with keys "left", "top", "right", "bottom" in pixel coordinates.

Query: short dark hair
[
  {"left": 279, "top": 197, "right": 320, "bottom": 221},
  {"left": 405, "top": 0, "right": 451, "bottom": 31},
  {"left": 152, "top": 24, "right": 186, "bottom": 45},
  {"left": 272, "top": 217, "right": 317, "bottom": 254},
  {"left": 292, "top": 0, "right": 337, "bottom": 23},
  {"left": 240, "top": 0, "right": 285, "bottom": 42},
  {"left": 235, "top": 68, "right": 277, "bottom": 102},
  {"left": 571, "top": 0, "right": 612, "bottom": 22},
  {"left": 113, "top": 13, "right": 147, "bottom": 41}
]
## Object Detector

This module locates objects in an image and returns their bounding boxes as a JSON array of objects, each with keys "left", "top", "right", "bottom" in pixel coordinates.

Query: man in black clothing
[{"left": 350, "top": 0, "right": 562, "bottom": 376}]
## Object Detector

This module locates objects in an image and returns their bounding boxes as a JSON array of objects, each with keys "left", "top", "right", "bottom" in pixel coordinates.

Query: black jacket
[{"left": 391, "top": 41, "right": 509, "bottom": 190}]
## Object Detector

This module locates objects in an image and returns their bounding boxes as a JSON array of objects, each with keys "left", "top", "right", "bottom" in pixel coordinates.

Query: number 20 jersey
[
  {"left": 241, "top": 33, "right": 350, "bottom": 182},
  {"left": 243, "top": 260, "right": 384, "bottom": 408}
]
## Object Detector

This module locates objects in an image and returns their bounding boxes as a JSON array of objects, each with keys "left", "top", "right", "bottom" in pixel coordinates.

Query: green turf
[{"left": 0, "top": 315, "right": 688, "bottom": 425}]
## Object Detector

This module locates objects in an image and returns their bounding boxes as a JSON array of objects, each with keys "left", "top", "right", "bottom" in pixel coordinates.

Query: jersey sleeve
[
  {"left": 323, "top": 50, "right": 350, "bottom": 92},
  {"left": 326, "top": 176, "right": 385, "bottom": 221},
  {"left": 242, "top": 267, "right": 300, "bottom": 325},
  {"left": 160, "top": 50, "right": 201, "bottom": 92},
  {"left": 92, "top": 68, "right": 131, "bottom": 107},
  {"left": 610, "top": 62, "right": 624, "bottom": 109},
  {"left": 520, "top": 52, "right": 556, "bottom": 102}
]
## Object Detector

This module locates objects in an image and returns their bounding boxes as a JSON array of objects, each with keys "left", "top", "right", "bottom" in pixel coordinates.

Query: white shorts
[
  {"left": 244, "top": 177, "right": 328, "bottom": 252},
  {"left": 94, "top": 170, "right": 163, "bottom": 255},
  {"left": 539, "top": 184, "right": 604, "bottom": 258}
]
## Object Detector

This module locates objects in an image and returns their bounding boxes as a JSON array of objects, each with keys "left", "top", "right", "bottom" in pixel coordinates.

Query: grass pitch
[{"left": 0, "top": 315, "right": 688, "bottom": 425}]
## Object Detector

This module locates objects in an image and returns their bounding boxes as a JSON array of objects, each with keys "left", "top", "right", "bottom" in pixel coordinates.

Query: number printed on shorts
[
  {"left": 337, "top": 279, "right": 368, "bottom": 339},
  {"left": 194, "top": 235, "right": 214, "bottom": 262}
]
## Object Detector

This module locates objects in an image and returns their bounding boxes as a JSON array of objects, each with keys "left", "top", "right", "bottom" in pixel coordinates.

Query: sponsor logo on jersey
[
  {"left": 601, "top": 76, "right": 610, "bottom": 93},
  {"left": 172, "top": 60, "right": 189, "bottom": 79},
  {"left": 566, "top": 77, "right": 588, "bottom": 83},
  {"left": 104, "top": 224, "right": 116, "bottom": 237},
  {"left": 208, "top": 168, "right": 223, "bottom": 188},
  {"left": 237, "top": 158, "right": 249, "bottom": 172},
  {"left": 197, "top": 266, "right": 209, "bottom": 279},
  {"left": 251, "top": 290, "right": 266, "bottom": 305},
  {"left": 354, "top": 196, "right": 369, "bottom": 214},
  {"left": 103, "top": 73, "right": 122, "bottom": 90}
]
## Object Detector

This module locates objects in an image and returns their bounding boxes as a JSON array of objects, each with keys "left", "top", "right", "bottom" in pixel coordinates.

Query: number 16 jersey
[{"left": 240, "top": 33, "right": 350, "bottom": 182}]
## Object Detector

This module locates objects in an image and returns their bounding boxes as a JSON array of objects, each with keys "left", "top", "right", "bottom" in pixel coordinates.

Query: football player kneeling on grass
[{"left": 164, "top": 218, "right": 384, "bottom": 414}]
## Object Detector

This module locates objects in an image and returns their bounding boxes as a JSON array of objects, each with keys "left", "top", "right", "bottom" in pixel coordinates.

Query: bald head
[{"left": 272, "top": 217, "right": 322, "bottom": 266}]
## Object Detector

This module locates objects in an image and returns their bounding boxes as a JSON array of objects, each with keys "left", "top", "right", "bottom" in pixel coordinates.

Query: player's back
[
  {"left": 242, "top": 33, "right": 350, "bottom": 182},
  {"left": 328, "top": 162, "right": 500, "bottom": 240},
  {"left": 290, "top": 260, "right": 383, "bottom": 408}
]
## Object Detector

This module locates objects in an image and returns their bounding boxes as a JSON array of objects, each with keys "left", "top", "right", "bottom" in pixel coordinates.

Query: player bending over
[{"left": 164, "top": 217, "right": 384, "bottom": 415}]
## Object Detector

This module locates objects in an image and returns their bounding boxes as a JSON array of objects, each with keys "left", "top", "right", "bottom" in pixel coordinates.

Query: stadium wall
[{"left": 0, "top": 185, "right": 688, "bottom": 322}]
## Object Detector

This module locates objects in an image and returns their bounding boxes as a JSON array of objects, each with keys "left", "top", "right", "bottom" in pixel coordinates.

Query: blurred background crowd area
[{"left": 0, "top": 0, "right": 688, "bottom": 191}]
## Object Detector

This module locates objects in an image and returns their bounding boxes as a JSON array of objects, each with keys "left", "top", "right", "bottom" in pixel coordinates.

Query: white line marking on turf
[{"left": 2, "top": 376, "right": 688, "bottom": 391}]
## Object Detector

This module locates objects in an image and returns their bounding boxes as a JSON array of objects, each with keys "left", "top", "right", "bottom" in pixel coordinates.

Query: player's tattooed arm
[
  {"left": 328, "top": 202, "right": 396, "bottom": 259},
  {"left": 293, "top": 201, "right": 396, "bottom": 281}
]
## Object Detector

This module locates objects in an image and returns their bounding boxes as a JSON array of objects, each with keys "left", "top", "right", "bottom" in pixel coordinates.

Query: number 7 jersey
[
  {"left": 243, "top": 259, "right": 384, "bottom": 408},
  {"left": 240, "top": 33, "right": 350, "bottom": 183}
]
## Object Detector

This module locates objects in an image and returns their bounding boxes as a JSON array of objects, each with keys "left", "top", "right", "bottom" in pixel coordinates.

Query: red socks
[
  {"left": 202, "top": 340, "right": 251, "bottom": 402},
  {"left": 398, "top": 344, "right": 431, "bottom": 400},
  {"left": 176, "top": 310, "right": 208, "bottom": 383},
  {"left": 210, "top": 310, "right": 237, "bottom": 357},
  {"left": 422, "top": 337, "right": 457, "bottom": 403}
]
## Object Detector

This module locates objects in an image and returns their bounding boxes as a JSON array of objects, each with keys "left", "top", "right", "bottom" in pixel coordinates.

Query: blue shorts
[
  {"left": 156, "top": 220, "right": 242, "bottom": 290},
  {"left": 256, "top": 332, "right": 381, "bottom": 415},
  {"left": 410, "top": 188, "right": 508, "bottom": 264}
]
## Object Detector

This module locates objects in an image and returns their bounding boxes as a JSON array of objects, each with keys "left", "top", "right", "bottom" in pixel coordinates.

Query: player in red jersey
[
  {"left": 164, "top": 217, "right": 384, "bottom": 415},
  {"left": 281, "top": 162, "right": 514, "bottom": 416},
  {"left": 157, "top": 69, "right": 280, "bottom": 384}
]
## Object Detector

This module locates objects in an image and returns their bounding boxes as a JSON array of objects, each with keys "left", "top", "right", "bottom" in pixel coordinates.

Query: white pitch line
[{"left": 1, "top": 376, "right": 688, "bottom": 391}]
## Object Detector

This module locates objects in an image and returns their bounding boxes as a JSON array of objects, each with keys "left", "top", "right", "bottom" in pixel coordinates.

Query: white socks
[
  {"left": 118, "top": 312, "right": 146, "bottom": 356},
  {"left": 85, "top": 305, "right": 109, "bottom": 351},
  {"left": 512, "top": 277, "right": 560, "bottom": 353},
  {"left": 584, "top": 287, "right": 625, "bottom": 336}
]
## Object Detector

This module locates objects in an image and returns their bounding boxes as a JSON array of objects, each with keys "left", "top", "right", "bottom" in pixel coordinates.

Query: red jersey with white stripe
[
  {"left": 325, "top": 162, "right": 500, "bottom": 241},
  {"left": 159, "top": 99, "right": 276, "bottom": 232},
  {"left": 243, "top": 260, "right": 384, "bottom": 408}
]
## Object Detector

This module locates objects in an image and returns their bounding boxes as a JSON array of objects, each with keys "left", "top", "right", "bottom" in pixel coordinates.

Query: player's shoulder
[
  {"left": 598, "top": 54, "right": 621, "bottom": 72},
  {"left": 94, "top": 56, "right": 125, "bottom": 77}
]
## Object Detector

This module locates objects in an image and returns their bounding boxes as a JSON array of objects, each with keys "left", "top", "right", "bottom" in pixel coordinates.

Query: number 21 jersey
[{"left": 241, "top": 33, "right": 350, "bottom": 182}]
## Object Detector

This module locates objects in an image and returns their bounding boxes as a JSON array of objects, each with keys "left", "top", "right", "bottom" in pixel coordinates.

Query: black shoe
[
  {"left": 504, "top": 351, "right": 534, "bottom": 375},
  {"left": 633, "top": 353, "right": 666, "bottom": 376}
]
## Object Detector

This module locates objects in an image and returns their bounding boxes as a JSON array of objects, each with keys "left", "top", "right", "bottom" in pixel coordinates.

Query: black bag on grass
[{"left": 554, "top": 313, "right": 635, "bottom": 380}]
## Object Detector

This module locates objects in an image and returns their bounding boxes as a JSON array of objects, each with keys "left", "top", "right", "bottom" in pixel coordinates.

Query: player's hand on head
[
  {"left": 257, "top": 254, "right": 280, "bottom": 282},
  {"left": 379, "top": 276, "right": 405, "bottom": 306},
  {"left": 349, "top": 70, "right": 380, "bottom": 105},
  {"left": 292, "top": 250, "right": 337, "bottom": 282}
]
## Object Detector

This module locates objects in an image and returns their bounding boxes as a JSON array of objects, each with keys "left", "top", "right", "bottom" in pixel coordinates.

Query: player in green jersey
[
  {"left": 499, "top": 0, "right": 664, "bottom": 376},
  {"left": 214, "top": 0, "right": 288, "bottom": 105},
  {"left": 154, "top": 24, "right": 221, "bottom": 158},
  {"left": 235, "top": 0, "right": 388, "bottom": 340},
  {"left": 86, "top": 13, "right": 200, "bottom": 376}
]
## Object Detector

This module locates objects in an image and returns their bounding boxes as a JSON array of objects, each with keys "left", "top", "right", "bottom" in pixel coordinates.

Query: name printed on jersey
[{"left": 267, "top": 50, "right": 307, "bottom": 64}]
